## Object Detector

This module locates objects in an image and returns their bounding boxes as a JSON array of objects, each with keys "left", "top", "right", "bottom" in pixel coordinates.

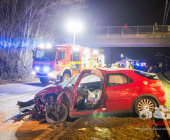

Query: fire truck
[{"left": 32, "top": 44, "right": 104, "bottom": 84}]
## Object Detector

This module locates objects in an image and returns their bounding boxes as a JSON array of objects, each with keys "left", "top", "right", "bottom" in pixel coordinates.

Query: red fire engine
[{"left": 32, "top": 44, "right": 104, "bottom": 84}]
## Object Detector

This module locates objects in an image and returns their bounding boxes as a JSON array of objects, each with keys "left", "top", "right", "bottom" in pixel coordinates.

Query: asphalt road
[
  {"left": 0, "top": 80, "right": 48, "bottom": 100},
  {"left": 0, "top": 80, "right": 48, "bottom": 140},
  {"left": 0, "top": 80, "right": 76, "bottom": 140}
]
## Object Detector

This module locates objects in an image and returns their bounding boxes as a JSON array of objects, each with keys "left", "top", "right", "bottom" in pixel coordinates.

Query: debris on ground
[{"left": 78, "top": 128, "right": 87, "bottom": 131}]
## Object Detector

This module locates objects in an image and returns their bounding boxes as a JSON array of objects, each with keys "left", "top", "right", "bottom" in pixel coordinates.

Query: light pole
[
  {"left": 68, "top": 21, "right": 82, "bottom": 45},
  {"left": 73, "top": 30, "right": 76, "bottom": 45}
]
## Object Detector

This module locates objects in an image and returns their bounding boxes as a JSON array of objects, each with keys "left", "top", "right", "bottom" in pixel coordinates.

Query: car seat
[{"left": 85, "top": 81, "right": 104, "bottom": 109}]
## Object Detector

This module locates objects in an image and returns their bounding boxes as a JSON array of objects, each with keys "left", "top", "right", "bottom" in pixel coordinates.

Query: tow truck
[{"left": 32, "top": 44, "right": 104, "bottom": 84}]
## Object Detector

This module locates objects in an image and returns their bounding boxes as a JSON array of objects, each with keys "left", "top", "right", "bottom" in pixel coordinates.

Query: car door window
[{"left": 107, "top": 74, "right": 132, "bottom": 87}]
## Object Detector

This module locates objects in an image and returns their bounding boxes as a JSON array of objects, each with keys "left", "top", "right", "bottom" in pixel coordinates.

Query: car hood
[{"left": 35, "top": 84, "right": 63, "bottom": 98}]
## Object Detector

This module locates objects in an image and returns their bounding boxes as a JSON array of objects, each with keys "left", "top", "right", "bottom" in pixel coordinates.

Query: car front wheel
[
  {"left": 45, "top": 103, "right": 68, "bottom": 124},
  {"left": 134, "top": 97, "right": 157, "bottom": 117}
]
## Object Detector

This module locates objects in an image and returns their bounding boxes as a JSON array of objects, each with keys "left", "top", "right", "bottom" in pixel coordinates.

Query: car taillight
[{"left": 149, "top": 82, "right": 161, "bottom": 87}]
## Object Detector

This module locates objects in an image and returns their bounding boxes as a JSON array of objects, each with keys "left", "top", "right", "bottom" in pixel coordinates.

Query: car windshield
[
  {"left": 80, "top": 73, "right": 101, "bottom": 84},
  {"left": 59, "top": 74, "right": 80, "bottom": 88},
  {"left": 34, "top": 49, "right": 56, "bottom": 61}
]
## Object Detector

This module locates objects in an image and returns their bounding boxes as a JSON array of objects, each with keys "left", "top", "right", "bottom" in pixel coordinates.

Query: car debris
[{"left": 78, "top": 128, "right": 87, "bottom": 131}]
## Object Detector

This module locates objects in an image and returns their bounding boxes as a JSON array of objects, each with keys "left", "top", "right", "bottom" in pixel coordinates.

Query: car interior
[{"left": 74, "top": 72, "right": 104, "bottom": 111}]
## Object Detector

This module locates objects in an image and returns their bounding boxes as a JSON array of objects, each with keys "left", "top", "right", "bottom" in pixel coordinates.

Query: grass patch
[
  {"left": 157, "top": 71, "right": 170, "bottom": 110},
  {"left": 58, "top": 116, "right": 155, "bottom": 140},
  {"left": 164, "top": 71, "right": 170, "bottom": 81}
]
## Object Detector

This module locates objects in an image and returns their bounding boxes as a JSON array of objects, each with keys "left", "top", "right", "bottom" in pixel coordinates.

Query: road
[
  {"left": 0, "top": 80, "right": 47, "bottom": 100},
  {"left": 0, "top": 80, "right": 47, "bottom": 140},
  {"left": 0, "top": 80, "right": 77, "bottom": 140}
]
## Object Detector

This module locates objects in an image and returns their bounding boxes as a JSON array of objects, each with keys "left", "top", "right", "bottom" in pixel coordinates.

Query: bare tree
[{"left": 0, "top": 0, "right": 87, "bottom": 81}]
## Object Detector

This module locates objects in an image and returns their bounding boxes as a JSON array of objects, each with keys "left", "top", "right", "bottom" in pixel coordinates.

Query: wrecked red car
[{"left": 19, "top": 68, "right": 166, "bottom": 124}]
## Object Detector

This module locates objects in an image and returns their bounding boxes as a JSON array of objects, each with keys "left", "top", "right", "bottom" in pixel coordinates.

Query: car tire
[
  {"left": 45, "top": 103, "right": 68, "bottom": 124},
  {"left": 61, "top": 73, "right": 70, "bottom": 82},
  {"left": 40, "top": 77, "right": 49, "bottom": 84},
  {"left": 134, "top": 97, "right": 157, "bottom": 116}
]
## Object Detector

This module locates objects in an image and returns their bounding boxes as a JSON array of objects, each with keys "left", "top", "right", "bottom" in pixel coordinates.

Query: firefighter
[
  {"left": 111, "top": 63, "right": 115, "bottom": 68},
  {"left": 129, "top": 63, "right": 133, "bottom": 69},
  {"left": 115, "top": 63, "right": 118, "bottom": 68},
  {"left": 82, "top": 63, "right": 86, "bottom": 70},
  {"left": 103, "top": 64, "right": 107, "bottom": 68},
  {"left": 88, "top": 58, "right": 93, "bottom": 69},
  {"left": 126, "top": 62, "right": 133, "bottom": 69}
]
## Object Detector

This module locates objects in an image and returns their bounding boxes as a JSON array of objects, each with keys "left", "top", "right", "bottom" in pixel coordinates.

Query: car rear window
[{"left": 134, "top": 71, "right": 159, "bottom": 80}]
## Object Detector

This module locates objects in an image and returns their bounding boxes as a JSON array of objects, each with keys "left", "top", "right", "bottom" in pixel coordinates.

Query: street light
[{"left": 67, "top": 21, "right": 82, "bottom": 45}]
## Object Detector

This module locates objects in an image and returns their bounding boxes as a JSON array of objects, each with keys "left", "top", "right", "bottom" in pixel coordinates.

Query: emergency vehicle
[
  {"left": 115, "top": 59, "right": 139, "bottom": 68},
  {"left": 32, "top": 44, "right": 104, "bottom": 84},
  {"left": 114, "top": 59, "right": 147, "bottom": 70}
]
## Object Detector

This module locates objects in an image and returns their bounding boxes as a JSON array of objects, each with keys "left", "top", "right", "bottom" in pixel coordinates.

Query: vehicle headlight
[
  {"left": 43, "top": 66, "right": 50, "bottom": 73},
  {"left": 32, "top": 71, "right": 36, "bottom": 75},
  {"left": 48, "top": 73, "right": 54, "bottom": 77},
  {"left": 34, "top": 66, "right": 40, "bottom": 71}
]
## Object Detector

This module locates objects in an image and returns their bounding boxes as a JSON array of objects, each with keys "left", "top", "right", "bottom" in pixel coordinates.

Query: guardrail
[
  {"left": 162, "top": 70, "right": 170, "bottom": 84},
  {"left": 81, "top": 25, "right": 170, "bottom": 35}
]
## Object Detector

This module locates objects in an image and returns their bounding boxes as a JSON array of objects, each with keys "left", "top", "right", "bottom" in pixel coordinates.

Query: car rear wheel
[
  {"left": 45, "top": 103, "right": 68, "bottom": 124},
  {"left": 134, "top": 97, "right": 157, "bottom": 116},
  {"left": 40, "top": 77, "right": 49, "bottom": 84}
]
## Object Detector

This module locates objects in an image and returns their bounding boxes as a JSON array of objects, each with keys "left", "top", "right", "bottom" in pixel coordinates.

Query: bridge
[{"left": 65, "top": 25, "right": 170, "bottom": 47}]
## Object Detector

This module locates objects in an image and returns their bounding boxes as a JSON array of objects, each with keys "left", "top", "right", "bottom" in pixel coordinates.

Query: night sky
[
  {"left": 76, "top": 0, "right": 170, "bottom": 66},
  {"left": 84, "top": 0, "right": 169, "bottom": 26}
]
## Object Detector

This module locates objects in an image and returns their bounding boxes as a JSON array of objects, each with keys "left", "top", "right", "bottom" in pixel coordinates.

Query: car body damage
[
  {"left": 33, "top": 84, "right": 75, "bottom": 123},
  {"left": 18, "top": 68, "right": 166, "bottom": 124}
]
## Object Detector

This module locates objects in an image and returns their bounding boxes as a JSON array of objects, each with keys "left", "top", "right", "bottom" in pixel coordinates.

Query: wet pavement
[
  {"left": 0, "top": 79, "right": 47, "bottom": 100},
  {"left": 0, "top": 80, "right": 76, "bottom": 140},
  {"left": 0, "top": 80, "right": 47, "bottom": 140}
]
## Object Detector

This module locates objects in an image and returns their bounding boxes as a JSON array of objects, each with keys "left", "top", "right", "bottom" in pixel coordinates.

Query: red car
[{"left": 33, "top": 68, "right": 166, "bottom": 123}]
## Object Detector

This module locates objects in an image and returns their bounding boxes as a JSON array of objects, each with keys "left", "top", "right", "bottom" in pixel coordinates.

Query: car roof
[{"left": 83, "top": 68, "right": 135, "bottom": 73}]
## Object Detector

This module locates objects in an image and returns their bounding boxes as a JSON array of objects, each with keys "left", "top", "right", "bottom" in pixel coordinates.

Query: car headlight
[
  {"left": 32, "top": 71, "right": 36, "bottom": 75},
  {"left": 34, "top": 66, "right": 40, "bottom": 71},
  {"left": 48, "top": 73, "right": 54, "bottom": 77},
  {"left": 43, "top": 66, "right": 50, "bottom": 73}
]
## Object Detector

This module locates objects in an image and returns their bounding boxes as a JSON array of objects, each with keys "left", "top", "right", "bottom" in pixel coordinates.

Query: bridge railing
[{"left": 82, "top": 25, "right": 170, "bottom": 35}]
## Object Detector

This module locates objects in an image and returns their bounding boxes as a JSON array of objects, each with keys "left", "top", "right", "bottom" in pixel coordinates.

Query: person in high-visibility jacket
[
  {"left": 88, "top": 58, "right": 93, "bottom": 69},
  {"left": 115, "top": 63, "right": 118, "bottom": 68},
  {"left": 111, "top": 63, "right": 115, "bottom": 68},
  {"left": 129, "top": 64, "right": 133, "bottom": 69},
  {"left": 103, "top": 64, "right": 107, "bottom": 68},
  {"left": 126, "top": 62, "right": 133, "bottom": 69},
  {"left": 82, "top": 63, "right": 87, "bottom": 70}
]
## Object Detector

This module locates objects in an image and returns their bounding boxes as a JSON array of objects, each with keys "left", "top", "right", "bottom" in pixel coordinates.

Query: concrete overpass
[{"left": 64, "top": 25, "right": 170, "bottom": 47}]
